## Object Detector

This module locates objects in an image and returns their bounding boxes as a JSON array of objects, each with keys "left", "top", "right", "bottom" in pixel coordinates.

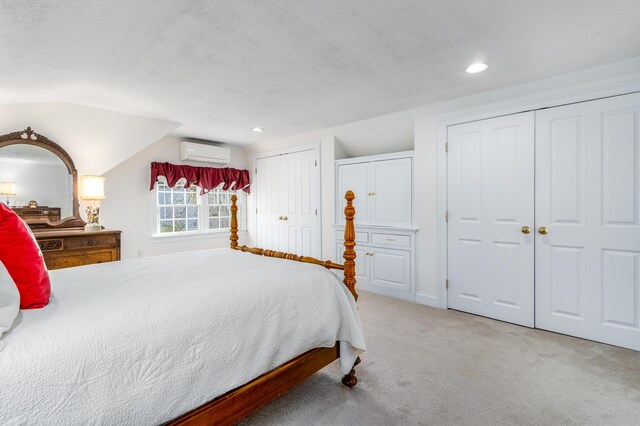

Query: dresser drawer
[
  {"left": 64, "top": 235, "right": 119, "bottom": 250},
  {"left": 336, "top": 230, "right": 368, "bottom": 243},
  {"left": 34, "top": 229, "right": 121, "bottom": 270},
  {"left": 44, "top": 249, "right": 118, "bottom": 270},
  {"left": 370, "top": 233, "right": 411, "bottom": 247}
]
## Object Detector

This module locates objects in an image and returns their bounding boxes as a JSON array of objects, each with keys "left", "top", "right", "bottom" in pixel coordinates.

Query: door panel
[
  {"left": 448, "top": 112, "right": 535, "bottom": 327},
  {"left": 338, "top": 163, "right": 370, "bottom": 225},
  {"left": 256, "top": 149, "right": 320, "bottom": 257},
  {"left": 535, "top": 92, "right": 640, "bottom": 350},
  {"left": 371, "top": 247, "right": 410, "bottom": 291},
  {"left": 372, "top": 158, "right": 412, "bottom": 227}
]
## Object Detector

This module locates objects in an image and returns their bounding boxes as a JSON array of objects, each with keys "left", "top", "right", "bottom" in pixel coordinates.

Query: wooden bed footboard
[
  {"left": 168, "top": 191, "right": 360, "bottom": 425},
  {"left": 230, "top": 190, "right": 358, "bottom": 301}
]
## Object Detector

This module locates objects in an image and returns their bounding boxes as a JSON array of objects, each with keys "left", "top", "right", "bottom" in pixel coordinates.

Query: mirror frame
[{"left": 0, "top": 127, "right": 85, "bottom": 229}]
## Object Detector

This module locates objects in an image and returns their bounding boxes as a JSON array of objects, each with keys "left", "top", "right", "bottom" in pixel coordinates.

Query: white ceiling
[{"left": 1, "top": 1, "right": 639, "bottom": 145}]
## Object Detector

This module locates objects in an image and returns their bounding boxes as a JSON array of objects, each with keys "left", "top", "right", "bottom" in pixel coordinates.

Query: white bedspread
[{"left": 0, "top": 248, "right": 365, "bottom": 425}]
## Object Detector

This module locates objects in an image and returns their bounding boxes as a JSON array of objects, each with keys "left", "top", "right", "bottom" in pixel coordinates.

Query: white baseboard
[
  {"left": 415, "top": 293, "right": 441, "bottom": 308},
  {"left": 358, "top": 284, "right": 415, "bottom": 302}
]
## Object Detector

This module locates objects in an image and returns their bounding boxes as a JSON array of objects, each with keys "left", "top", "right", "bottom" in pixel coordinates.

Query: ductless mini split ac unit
[{"left": 179, "top": 141, "right": 231, "bottom": 164}]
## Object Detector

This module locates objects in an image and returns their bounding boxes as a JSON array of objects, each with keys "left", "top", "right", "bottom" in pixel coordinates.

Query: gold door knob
[
  {"left": 278, "top": 216, "right": 283, "bottom": 220},
  {"left": 283, "top": 216, "right": 288, "bottom": 221},
  {"left": 538, "top": 226, "right": 549, "bottom": 235},
  {"left": 521, "top": 226, "right": 531, "bottom": 234},
  {"left": 368, "top": 192, "right": 375, "bottom": 196}
]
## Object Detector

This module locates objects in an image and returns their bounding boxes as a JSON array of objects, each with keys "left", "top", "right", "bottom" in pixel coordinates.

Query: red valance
[{"left": 150, "top": 162, "right": 251, "bottom": 194}]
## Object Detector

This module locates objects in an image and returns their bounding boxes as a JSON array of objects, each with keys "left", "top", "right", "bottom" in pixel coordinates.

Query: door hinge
[
  {"left": 315, "top": 209, "right": 318, "bottom": 216},
  {"left": 256, "top": 208, "right": 258, "bottom": 214},
  {"left": 446, "top": 279, "right": 449, "bottom": 289},
  {"left": 445, "top": 141, "right": 448, "bottom": 153},
  {"left": 255, "top": 168, "right": 257, "bottom": 174},
  {"left": 445, "top": 211, "right": 449, "bottom": 222},
  {"left": 314, "top": 160, "right": 317, "bottom": 167}
]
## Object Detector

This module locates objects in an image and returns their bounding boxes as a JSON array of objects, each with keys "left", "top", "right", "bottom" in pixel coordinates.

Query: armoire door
[
  {"left": 535, "top": 92, "right": 640, "bottom": 350},
  {"left": 256, "top": 149, "right": 320, "bottom": 258},
  {"left": 371, "top": 158, "right": 412, "bottom": 227},
  {"left": 337, "top": 162, "right": 371, "bottom": 225},
  {"left": 447, "top": 112, "right": 535, "bottom": 327}
]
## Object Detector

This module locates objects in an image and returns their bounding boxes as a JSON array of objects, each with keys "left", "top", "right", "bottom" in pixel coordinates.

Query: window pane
[
  {"left": 172, "top": 192, "right": 185, "bottom": 205},
  {"left": 174, "top": 206, "right": 186, "bottom": 219},
  {"left": 186, "top": 192, "right": 197, "bottom": 204},
  {"left": 209, "top": 218, "right": 219, "bottom": 229},
  {"left": 207, "top": 192, "right": 216, "bottom": 204},
  {"left": 187, "top": 218, "right": 198, "bottom": 230},
  {"left": 219, "top": 193, "right": 228, "bottom": 204},
  {"left": 160, "top": 220, "right": 173, "bottom": 233},
  {"left": 187, "top": 206, "right": 198, "bottom": 218},
  {"left": 220, "top": 206, "right": 229, "bottom": 217},
  {"left": 209, "top": 206, "right": 219, "bottom": 217},
  {"left": 174, "top": 220, "right": 186, "bottom": 232},
  {"left": 220, "top": 218, "right": 229, "bottom": 229},
  {"left": 160, "top": 207, "right": 172, "bottom": 219}
]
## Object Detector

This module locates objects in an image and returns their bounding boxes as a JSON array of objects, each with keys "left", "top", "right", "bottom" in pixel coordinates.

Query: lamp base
[{"left": 84, "top": 222, "right": 103, "bottom": 231}]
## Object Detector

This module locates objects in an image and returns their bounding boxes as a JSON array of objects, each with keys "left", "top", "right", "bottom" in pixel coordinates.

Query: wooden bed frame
[{"left": 167, "top": 190, "right": 360, "bottom": 426}]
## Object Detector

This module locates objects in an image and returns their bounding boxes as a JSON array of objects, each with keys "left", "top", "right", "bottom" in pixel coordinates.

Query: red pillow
[{"left": 0, "top": 203, "right": 50, "bottom": 309}]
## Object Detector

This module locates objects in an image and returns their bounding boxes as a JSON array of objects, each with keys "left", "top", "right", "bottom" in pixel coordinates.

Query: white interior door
[
  {"left": 256, "top": 155, "right": 285, "bottom": 251},
  {"left": 256, "top": 149, "right": 320, "bottom": 258},
  {"left": 535, "top": 93, "right": 640, "bottom": 350},
  {"left": 448, "top": 112, "right": 535, "bottom": 327},
  {"left": 281, "top": 149, "right": 320, "bottom": 257}
]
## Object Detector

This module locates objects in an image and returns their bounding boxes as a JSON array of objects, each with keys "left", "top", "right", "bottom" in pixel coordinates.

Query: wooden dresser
[
  {"left": 33, "top": 228, "right": 121, "bottom": 270},
  {"left": 13, "top": 206, "right": 61, "bottom": 223}
]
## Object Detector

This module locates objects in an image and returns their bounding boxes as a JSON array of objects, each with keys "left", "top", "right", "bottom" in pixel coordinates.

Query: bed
[{"left": 0, "top": 191, "right": 364, "bottom": 425}]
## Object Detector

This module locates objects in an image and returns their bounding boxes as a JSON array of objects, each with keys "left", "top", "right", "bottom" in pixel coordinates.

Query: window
[{"left": 154, "top": 178, "right": 241, "bottom": 236}]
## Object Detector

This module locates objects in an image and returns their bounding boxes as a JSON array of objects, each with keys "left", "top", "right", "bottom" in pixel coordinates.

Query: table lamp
[
  {"left": 79, "top": 175, "right": 105, "bottom": 231},
  {"left": 0, "top": 182, "right": 16, "bottom": 206}
]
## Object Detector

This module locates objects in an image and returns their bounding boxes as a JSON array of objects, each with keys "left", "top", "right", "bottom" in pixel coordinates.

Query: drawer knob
[{"left": 88, "top": 240, "right": 96, "bottom": 246}]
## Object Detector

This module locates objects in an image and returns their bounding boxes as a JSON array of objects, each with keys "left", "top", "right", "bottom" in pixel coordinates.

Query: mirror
[{"left": 0, "top": 127, "right": 85, "bottom": 229}]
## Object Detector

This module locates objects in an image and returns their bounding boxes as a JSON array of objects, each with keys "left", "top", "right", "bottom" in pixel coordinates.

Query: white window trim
[{"left": 150, "top": 181, "right": 247, "bottom": 240}]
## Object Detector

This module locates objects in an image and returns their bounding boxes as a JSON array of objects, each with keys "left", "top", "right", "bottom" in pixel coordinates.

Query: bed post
[
  {"left": 341, "top": 190, "right": 360, "bottom": 389},
  {"left": 230, "top": 194, "right": 239, "bottom": 250},
  {"left": 343, "top": 190, "right": 358, "bottom": 301}
]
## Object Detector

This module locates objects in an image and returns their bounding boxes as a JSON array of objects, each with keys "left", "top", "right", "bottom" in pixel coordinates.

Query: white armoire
[{"left": 335, "top": 151, "right": 416, "bottom": 301}]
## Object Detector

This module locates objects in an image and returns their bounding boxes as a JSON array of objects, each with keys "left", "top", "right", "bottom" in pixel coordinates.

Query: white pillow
[{"left": 0, "top": 260, "right": 20, "bottom": 351}]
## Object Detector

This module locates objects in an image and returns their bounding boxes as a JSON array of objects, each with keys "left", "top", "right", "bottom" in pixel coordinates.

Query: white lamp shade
[
  {"left": 0, "top": 182, "right": 16, "bottom": 196},
  {"left": 80, "top": 176, "right": 105, "bottom": 200}
]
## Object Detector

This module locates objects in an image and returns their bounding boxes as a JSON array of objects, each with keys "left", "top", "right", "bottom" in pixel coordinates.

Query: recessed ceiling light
[
  {"left": 466, "top": 63, "right": 488, "bottom": 74},
  {"left": 252, "top": 127, "right": 264, "bottom": 132}
]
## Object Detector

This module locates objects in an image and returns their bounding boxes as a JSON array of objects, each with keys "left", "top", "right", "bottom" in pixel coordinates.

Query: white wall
[
  {"left": 101, "top": 135, "right": 249, "bottom": 259},
  {"left": 0, "top": 159, "right": 71, "bottom": 216}
]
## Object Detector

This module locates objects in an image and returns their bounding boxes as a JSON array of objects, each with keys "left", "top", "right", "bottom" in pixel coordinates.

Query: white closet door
[
  {"left": 448, "top": 112, "right": 535, "bottom": 327},
  {"left": 256, "top": 155, "right": 286, "bottom": 252},
  {"left": 281, "top": 149, "right": 320, "bottom": 257},
  {"left": 256, "top": 149, "right": 320, "bottom": 258},
  {"left": 535, "top": 93, "right": 640, "bottom": 350}
]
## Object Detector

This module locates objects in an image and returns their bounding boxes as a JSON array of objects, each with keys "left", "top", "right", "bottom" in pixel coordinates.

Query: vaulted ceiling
[{"left": 1, "top": 1, "right": 639, "bottom": 145}]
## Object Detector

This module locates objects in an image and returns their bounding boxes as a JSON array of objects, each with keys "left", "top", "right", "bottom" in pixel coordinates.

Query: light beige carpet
[{"left": 241, "top": 291, "right": 640, "bottom": 426}]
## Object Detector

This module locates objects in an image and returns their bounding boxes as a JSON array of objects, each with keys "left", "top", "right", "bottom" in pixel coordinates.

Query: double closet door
[
  {"left": 255, "top": 148, "right": 320, "bottom": 258},
  {"left": 447, "top": 92, "right": 640, "bottom": 351}
]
